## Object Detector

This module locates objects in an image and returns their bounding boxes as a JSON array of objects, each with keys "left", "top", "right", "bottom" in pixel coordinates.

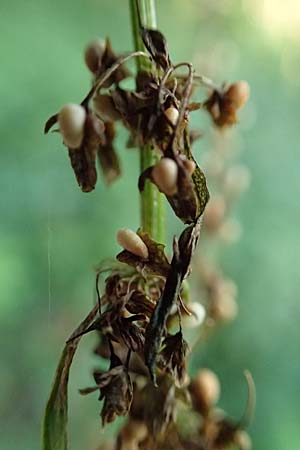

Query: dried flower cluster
[{"left": 43, "top": 2, "right": 252, "bottom": 450}]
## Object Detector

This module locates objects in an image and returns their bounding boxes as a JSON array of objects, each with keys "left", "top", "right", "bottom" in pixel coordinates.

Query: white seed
[
  {"left": 193, "top": 369, "right": 220, "bottom": 408},
  {"left": 116, "top": 228, "right": 149, "bottom": 259},
  {"left": 182, "top": 302, "right": 206, "bottom": 328},
  {"left": 58, "top": 104, "right": 86, "bottom": 149},
  {"left": 183, "top": 159, "right": 196, "bottom": 176},
  {"left": 226, "top": 81, "right": 250, "bottom": 109},
  {"left": 84, "top": 39, "right": 105, "bottom": 73},
  {"left": 164, "top": 106, "right": 179, "bottom": 126},
  {"left": 152, "top": 158, "right": 178, "bottom": 196}
]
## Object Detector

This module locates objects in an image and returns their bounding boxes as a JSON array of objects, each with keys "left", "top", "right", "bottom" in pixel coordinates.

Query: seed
[
  {"left": 204, "top": 197, "right": 226, "bottom": 232},
  {"left": 225, "top": 81, "right": 250, "bottom": 109},
  {"left": 93, "top": 94, "right": 121, "bottom": 122},
  {"left": 152, "top": 158, "right": 178, "bottom": 196},
  {"left": 191, "top": 369, "right": 220, "bottom": 411},
  {"left": 58, "top": 104, "right": 86, "bottom": 149},
  {"left": 164, "top": 106, "right": 179, "bottom": 126},
  {"left": 84, "top": 39, "right": 105, "bottom": 73},
  {"left": 223, "top": 165, "right": 251, "bottom": 196},
  {"left": 182, "top": 302, "right": 206, "bottom": 328},
  {"left": 182, "top": 159, "right": 196, "bottom": 175},
  {"left": 234, "top": 430, "right": 252, "bottom": 450},
  {"left": 116, "top": 228, "right": 149, "bottom": 259}
]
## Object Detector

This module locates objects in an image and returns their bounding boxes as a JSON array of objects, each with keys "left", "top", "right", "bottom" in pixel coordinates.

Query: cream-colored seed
[
  {"left": 204, "top": 197, "right": 226, "bottom": 231},
  {"left": 116, "top": 228, "right": 149, "bottom": 259},
  {"left": 183, "top": 159, "right": 196, "bottom": 176},
  {"left": 224, "top": 165, "right": 251, "bottom": 196},
  {"left": 193, "top": 369, "right": 220, "bottom": 407},
  {"left": 226, "top": 81, "right": 250, "bottom": 109},
  {"left": 84, "top": 39, "right": 105, "bottom": 73},
  {"left": 152, "top": 158, "right": 178, "bottom": 196},
  {"left": 212, "top": 291, "right": 238, "bottom": 322},
  {"left": 234, "top": 430, "right": 252, "bottom": 450},
  {"left": 164, "top": 106, "right": 179, "bottom": 126},
  {"left": 58, "top": 104, "right": 86, "bottom": 149}
]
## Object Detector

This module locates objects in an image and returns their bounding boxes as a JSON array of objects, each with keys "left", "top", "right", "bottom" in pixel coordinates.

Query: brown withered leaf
[
  {"left": 144, "top": 238, "right": 183, "bottom": 384},
  {"left": 117, "top": 230, "right": 170, "bottom": 277},
  {"left": 96, "top": 38, "right": 131, "bottom": 88},
  {"left": 80, "top": 349, "right": 133, "bottom": 426},
  {"left": 158, "top": 331, "right": 189, "bottom": 386},
  {"left": 178, "top": 216, "right": 202, "bottom": 279},
  {"left": 97, "top": 122, "right": 121, "bottom": 185},
  {"left": 166, "top": 159, "right": 200, "bottom": 224},
  {"left": 125, "top": 290, "right": 156, "bottom": 318},
  {"left": 68, "top": 300, "right": 145, "bottom": 353},
  {"left": 44, "top": 113, "right": 58, "bottom": 134},
  {"left": 204, "top": 88, "right": 237, "bottom": 128},
  {"left": 68, "top": 114, "right": 104, "bottom": 192},
  {"left": 183, "top": 129, "right": 210, "bottom": 218},
  {"left": 140, "top": 27, "right": 171, "bottom": 70},
  {"left": 140, "top": 376, "right": 176, "bottom": 436}
]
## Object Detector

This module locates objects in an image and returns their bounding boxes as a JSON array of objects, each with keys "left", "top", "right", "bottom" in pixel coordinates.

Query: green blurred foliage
[{"left": 0, "top": 1, "right": 299, "bottom": 449}]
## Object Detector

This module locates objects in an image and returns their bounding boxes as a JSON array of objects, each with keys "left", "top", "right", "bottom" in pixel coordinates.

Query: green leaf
[{"left": 42, "top": 305, "right": 98, "bottom": 450}]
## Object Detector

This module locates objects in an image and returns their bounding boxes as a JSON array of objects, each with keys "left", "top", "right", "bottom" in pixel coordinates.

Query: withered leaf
[
  {"left": 80, "top": 351, "right": 133, "bottom": 426},
  {"left": 44, "top": 113, "right": 58, "bottom": 134},
  {"left": 68, "top": 114, "right": 104, "bottom": 192},
  {"left": 183, "top": 129, "right": 210, "bottom": 218},
  {"left": 144, "top": 238, "right": 183, "bottom": 384},
  {"left": 42, "top": 304, "right": 98, "bottom": 450},
  {"left": 97, "top": 122, "right": 121, "bottom": 185},
  {"left": 158, "top": 331, "right": 189, "bottom": 386},
  {"left": 126, "top": 290, "right": 156, "bottom": 318},
  {"left": 204, "top": 89, "right": 237, "bottom": 128},
  {"left": 117, "top": 229, "right": 170, "bottom": 277},
  {"left": 97, "top": 38, "right": 131, "bottom": 88},
  {"left": 141, "top": 28, "right": 171, "bottom": 70},
  {"left": 140, "top": 376, "right": 176, "bottom": 435},
  {"left": 178, "top": 216, "right": 202, "bottom": 279}
]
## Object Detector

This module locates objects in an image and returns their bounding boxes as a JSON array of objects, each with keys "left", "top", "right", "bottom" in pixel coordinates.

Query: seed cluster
[{"left": 44, "top": 3, "right": 252, "bottom": 450}]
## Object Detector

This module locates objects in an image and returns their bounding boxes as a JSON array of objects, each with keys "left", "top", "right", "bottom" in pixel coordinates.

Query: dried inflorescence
[{"left": 43, "top": 2, "right": 252, "bottom": 450}]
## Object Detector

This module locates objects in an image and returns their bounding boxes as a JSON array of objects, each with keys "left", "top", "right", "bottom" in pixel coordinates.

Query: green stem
[{"left": 129, "top": 0, "right": 165, "bottom": 242}]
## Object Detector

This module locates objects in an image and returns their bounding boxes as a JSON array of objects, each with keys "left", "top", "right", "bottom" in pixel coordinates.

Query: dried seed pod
[
  {"left": 152, "top": 158, "right": 178, "bottom": 196},
  {"left": 225, "top": 81, "right": 250, "bottom": 110},
  {"left": 164, "top": 106, "right": 179, "bottom": 126},
  {"left": 234, "top": 430, "right": 252, "bottom": 450},
  {"left": 58, "top": 104, "right": 86, "bottom": 149},
  {"left": 84, "top": 39, "right": 105, "bottom": 73},
  {"left": 182, "top": 159, "right": 196, "bottom": 176},
  {"left": 116, "top": 228, "right": 149, "bottom": 259},
  {"left": 190, "top": 369, "right": 220, "bottom": 414},
  {"left": 93, "top": 95, "right": 121, "bottom": 122},
  {"left": 182, "top": 302, "right": 206, "bottom": 328}
]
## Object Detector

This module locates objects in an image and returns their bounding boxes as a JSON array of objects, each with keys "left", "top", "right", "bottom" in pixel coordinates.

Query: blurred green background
[{"left": 1, "top": 0, "right": 300, "bottom": 449}]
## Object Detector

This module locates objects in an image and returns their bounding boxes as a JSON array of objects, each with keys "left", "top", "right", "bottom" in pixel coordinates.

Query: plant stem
[{"left": 129, "top": 0, "right": 165, "bottom": 242}]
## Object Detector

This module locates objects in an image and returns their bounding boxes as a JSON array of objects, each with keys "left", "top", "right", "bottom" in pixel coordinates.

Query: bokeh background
[{"left": 1, "top": 0, "right": 300, "bottom": 449}]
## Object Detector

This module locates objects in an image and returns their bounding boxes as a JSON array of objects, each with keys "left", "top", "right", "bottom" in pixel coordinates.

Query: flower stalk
[{"left": 129, "top": 0, "right": 165, "bottom": 242}]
